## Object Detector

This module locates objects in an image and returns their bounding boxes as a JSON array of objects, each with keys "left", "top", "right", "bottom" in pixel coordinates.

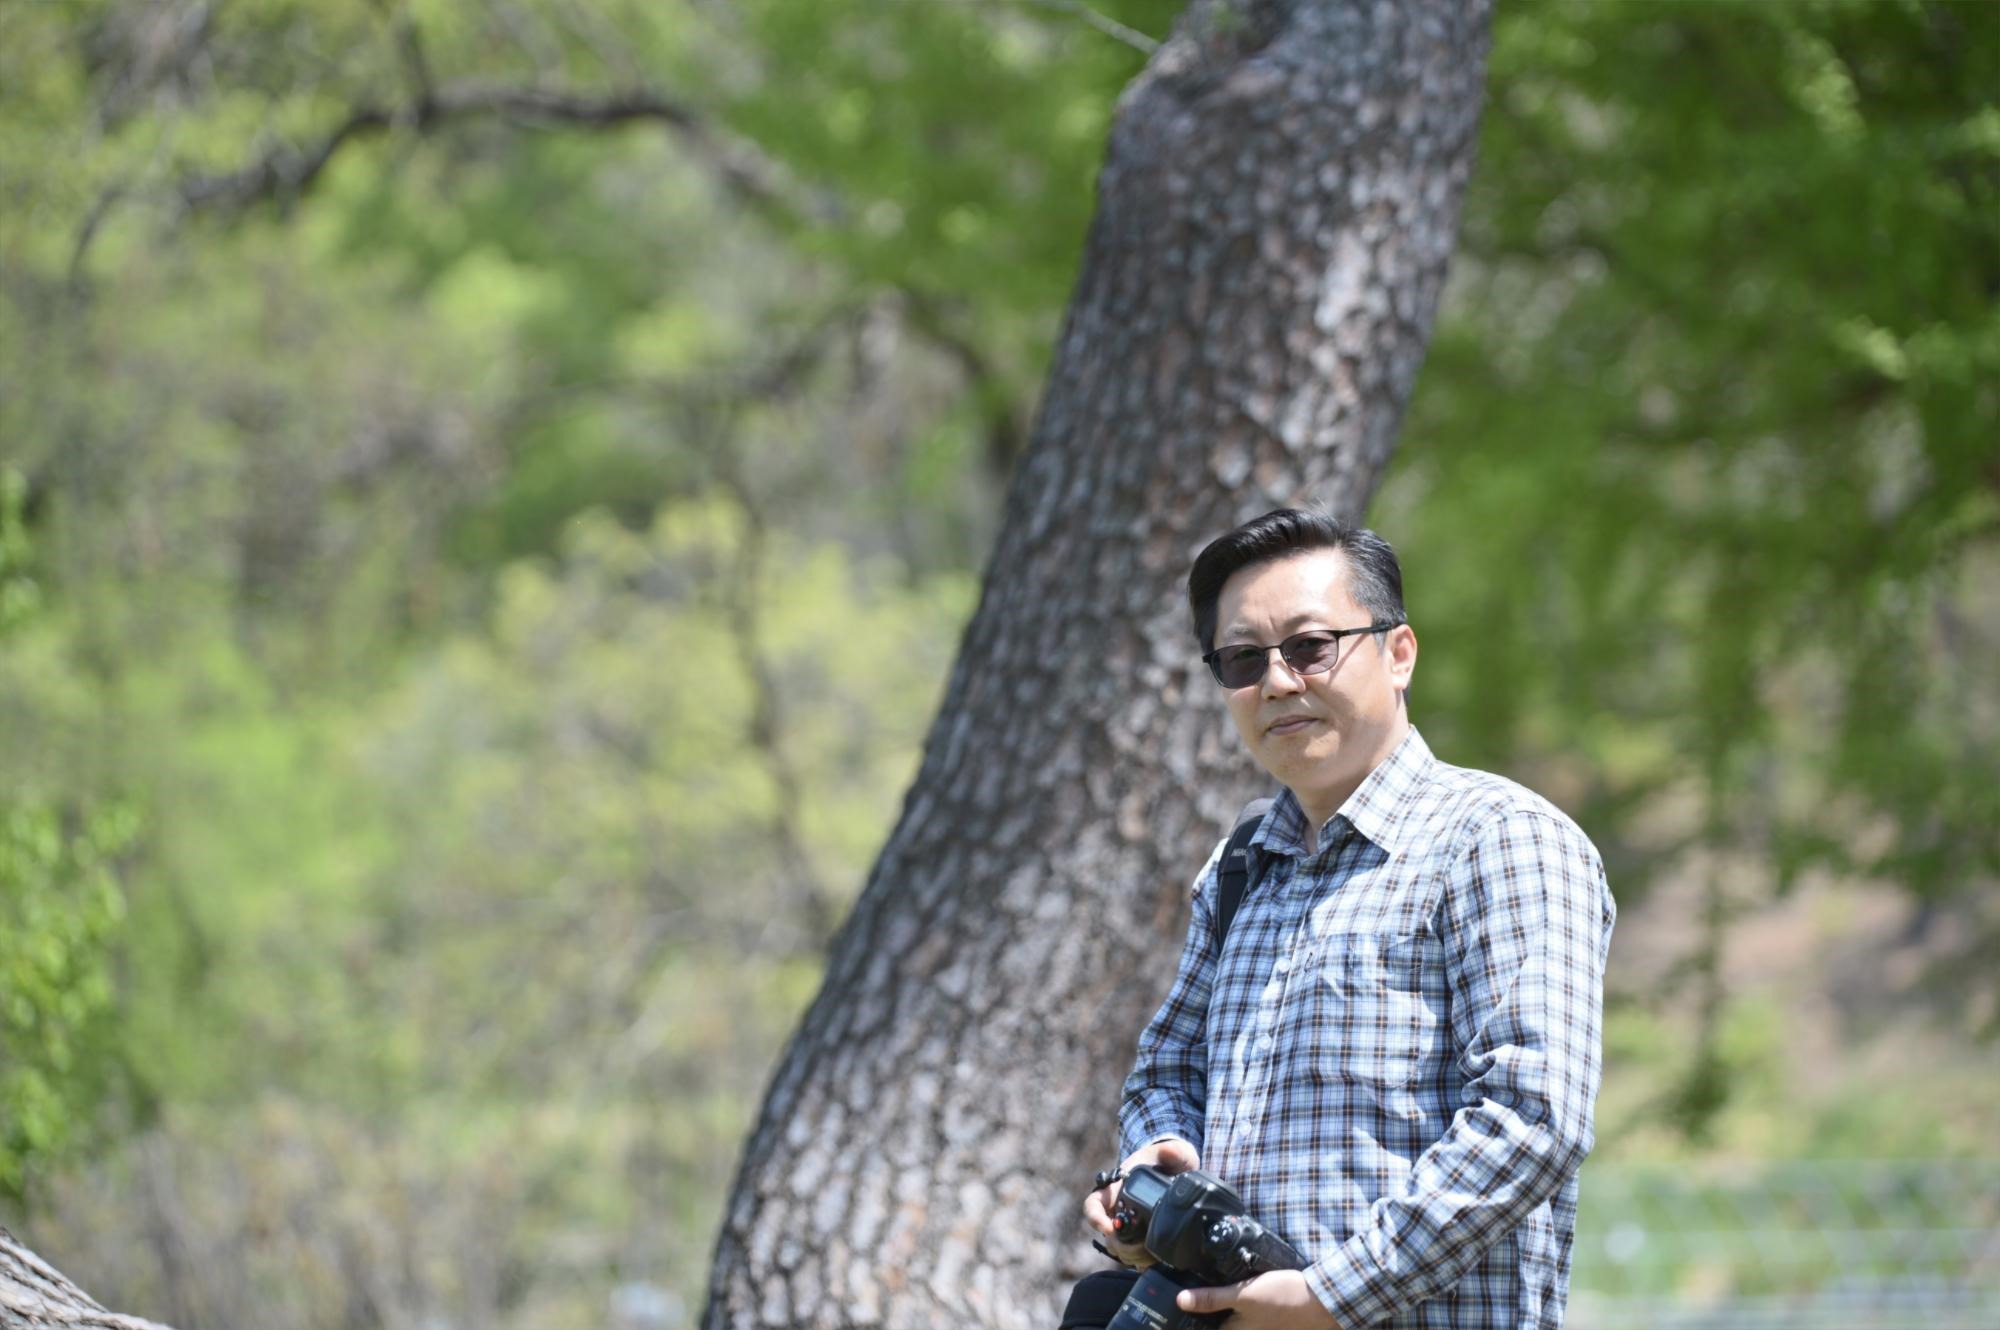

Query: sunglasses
[{"left": 1202, "top": 623, "right": 1400, "bottom": 689}]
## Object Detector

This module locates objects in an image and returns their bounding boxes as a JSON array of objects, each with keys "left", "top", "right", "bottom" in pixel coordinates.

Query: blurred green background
[{"left": 1, "top": 1, "right": 1995, "bottom": 1326}]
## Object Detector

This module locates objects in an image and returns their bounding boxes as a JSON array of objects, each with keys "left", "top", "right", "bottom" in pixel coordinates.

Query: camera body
[{"left": 1105, "top": 1165, "right": 1307, "bottom": 1330}]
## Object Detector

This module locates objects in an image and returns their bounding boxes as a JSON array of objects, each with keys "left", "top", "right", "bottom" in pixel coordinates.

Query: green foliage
[
  {"left": 0, "top": 469, "right": 40, "bottom": 634},
  {"left": 0, "top": 801, "right": 134, "bottom": 1200},
  {"left": 1391, "top": 0, "right": 2000, "bottom": 898},
  {"left": 1383, "top": 0, "right": 2000, "bottom": 1138},
  {"left": 0, "top": 470, "right": 137, "bottom": 1199},
  {"left": 327, "top": 497, "right": 970, "bottom": 1102},
  {"left": 716, "top": 0, "right": 1171, "bottom": 372}
]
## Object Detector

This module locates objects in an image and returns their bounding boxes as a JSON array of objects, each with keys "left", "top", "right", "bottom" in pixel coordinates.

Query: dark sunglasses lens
[
  {"left": 1280, "top": 633, "right": 1342, "bottom": 675},
  {"left": 1214, "top": 647, "right": 1267, "bottom": 688}
]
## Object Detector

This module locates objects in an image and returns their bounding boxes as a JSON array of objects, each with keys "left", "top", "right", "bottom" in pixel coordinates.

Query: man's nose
[{"left": 1260, "top": 647, "right": 1306, "bottom": 697}]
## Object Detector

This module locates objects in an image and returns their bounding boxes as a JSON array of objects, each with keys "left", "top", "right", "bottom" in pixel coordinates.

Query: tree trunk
[
  {"left": 703, "top": 2, "right": 1492, "bottom": 1326},
  {"left": 1, "top": 1230, "right": 173, "bottom": 1330}
]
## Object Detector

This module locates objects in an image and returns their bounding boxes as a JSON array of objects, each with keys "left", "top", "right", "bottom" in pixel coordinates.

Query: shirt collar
[{"left": 1251, "top": 726, "right": 1436, "bottom": 859}]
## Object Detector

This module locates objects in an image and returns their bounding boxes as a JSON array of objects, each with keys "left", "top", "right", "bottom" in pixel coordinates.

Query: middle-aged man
[{"left": 1073, "top": 509, "right": 1616, "bottom": 1330}]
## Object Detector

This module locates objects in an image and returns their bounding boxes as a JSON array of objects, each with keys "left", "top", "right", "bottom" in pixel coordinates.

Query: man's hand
[
  {"left": 1081, "top": 1136, "right": 1200, "bottom": 1267},
  {"left": 1176, "top": 1270, "right": 1340, "bottom": 1329}
]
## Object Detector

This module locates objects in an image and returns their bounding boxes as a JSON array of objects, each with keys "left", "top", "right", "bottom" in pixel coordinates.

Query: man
[{"left": 1076, "top": 509, "right": 1615, "bottom": 1329}]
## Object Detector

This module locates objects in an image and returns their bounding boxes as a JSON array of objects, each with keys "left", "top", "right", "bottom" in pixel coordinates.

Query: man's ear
[{"left": 1388, "top": 623, "right": 1418, "bottom": 691}]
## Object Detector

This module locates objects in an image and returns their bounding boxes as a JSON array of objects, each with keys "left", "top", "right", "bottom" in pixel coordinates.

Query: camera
[{"left": 1104, "top": 1164, "right": 1307, "bottom": 1329}]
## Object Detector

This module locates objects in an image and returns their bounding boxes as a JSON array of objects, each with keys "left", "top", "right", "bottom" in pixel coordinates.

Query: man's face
[{"left": 1211, "top": 549, "right": 1418, "bottom": 811}]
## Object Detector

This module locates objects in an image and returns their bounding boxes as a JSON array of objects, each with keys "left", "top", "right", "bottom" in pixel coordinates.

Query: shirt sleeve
[
  {"left": 1303, "top": 807, "right": 1613, "bottom": 1327},
  {"left": 1117, "top": 836, "right": 1231, "bottom": 1161}
]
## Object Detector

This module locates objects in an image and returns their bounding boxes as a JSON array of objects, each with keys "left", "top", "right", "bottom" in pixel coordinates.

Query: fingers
[
  {"left": 1178, "top": 1272, "right": 1331, "bottom": 1325},
  {"left": 1175, "top": 1280, "right": 1248, "bottom": 1314},
  {"left": 1082, "top": 1167, "right": 1123, "bottom": 1234},
  {"left": 1085, "top": 1136, "right": 1199, "bottom": 1238},
  {"left": 1152, "top": 1136, "right": 1200, "bottom": 1174},
  {"left": 1082, "top": 1184, "right": 1118, "bottom": 1234}
]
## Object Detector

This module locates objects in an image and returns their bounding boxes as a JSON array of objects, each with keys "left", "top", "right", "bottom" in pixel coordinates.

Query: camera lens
[{"left": 1106, "top": 1268, "right": 1207, "bottom": 1330}]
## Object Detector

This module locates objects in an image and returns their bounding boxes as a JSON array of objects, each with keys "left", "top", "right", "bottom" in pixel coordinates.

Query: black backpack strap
[{"left": 1214, "top": 796, "right": 1275, "bottom": 953}]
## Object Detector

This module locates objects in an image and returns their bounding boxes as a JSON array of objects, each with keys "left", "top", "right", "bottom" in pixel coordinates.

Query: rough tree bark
[
  {"left": 703, "top": 2, "right": 1493, "bottom": 1327},
  {"left": 1, "top": 1230, "right": 172, "bottom": 1330}
]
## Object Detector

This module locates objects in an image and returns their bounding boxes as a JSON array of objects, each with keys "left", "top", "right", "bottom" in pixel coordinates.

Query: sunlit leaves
[
  {"left": 1395, "top": 0, "right": 2000, "bottom": 904},
  {"left": 0, "top": 801, "right": 135, "bottom": 1200}
]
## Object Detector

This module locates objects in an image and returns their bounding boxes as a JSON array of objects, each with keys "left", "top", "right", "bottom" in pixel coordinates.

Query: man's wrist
[{"left": 1304, "top": 1231, "right": 1398, "bottom": 1329}]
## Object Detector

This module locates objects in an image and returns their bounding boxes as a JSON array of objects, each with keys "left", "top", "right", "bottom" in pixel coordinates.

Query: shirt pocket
[{"left": 1315, "top": 932, "right": 1442, "bottom": 1091}]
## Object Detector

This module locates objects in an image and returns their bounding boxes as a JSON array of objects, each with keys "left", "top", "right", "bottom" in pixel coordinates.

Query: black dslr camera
[{"left": 1104, "top": 1165, "right": 1306, "bottom": 1329}]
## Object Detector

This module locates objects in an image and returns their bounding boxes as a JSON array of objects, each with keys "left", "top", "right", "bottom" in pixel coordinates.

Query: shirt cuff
[
  {"left": 1118, "top": 1098, "right": 1203, "bottom": 1162},
  {"left": 1304, "top": 1229, "right": 1400, "bottom": 1330}
]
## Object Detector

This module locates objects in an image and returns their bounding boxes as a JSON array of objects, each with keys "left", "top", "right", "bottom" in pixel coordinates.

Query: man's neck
[{"left": 1292, "top": 718, "right": 1411, "bottom": 849}]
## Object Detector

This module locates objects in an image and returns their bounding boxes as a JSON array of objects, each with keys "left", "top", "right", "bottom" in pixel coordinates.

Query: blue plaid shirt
[{"left": 1120, "top": 728, "right": 1614, "bottom": 1329}]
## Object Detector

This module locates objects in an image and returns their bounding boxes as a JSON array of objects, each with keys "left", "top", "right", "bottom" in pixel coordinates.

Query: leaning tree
[{"left": 702, "top": 2, "right": 1493, "bottom": 1326}]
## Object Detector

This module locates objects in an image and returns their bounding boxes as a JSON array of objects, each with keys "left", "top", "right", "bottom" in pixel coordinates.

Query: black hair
[{"left": 1187, "top": 508, "right": 1407, "bottom": 652}]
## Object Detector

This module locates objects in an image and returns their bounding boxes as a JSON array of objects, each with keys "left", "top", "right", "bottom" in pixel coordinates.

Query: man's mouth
[{"left": 1266, "top": 715, "right": 1318, "bottom": 735}]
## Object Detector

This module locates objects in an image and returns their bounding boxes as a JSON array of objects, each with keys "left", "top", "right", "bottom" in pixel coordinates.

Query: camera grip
[{"left": 1202, "top": 1215, "right": 1308, "bottom": 1282}]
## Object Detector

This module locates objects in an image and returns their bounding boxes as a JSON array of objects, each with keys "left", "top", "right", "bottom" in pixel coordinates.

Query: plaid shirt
[{"left": 1121, "top": 728, "right": 1614, "bottom": 1329}]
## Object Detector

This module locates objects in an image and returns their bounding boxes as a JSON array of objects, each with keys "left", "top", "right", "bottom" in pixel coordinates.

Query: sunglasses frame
[{"left": 1202, "top": 622, "right": 1402, "bottom": 689}]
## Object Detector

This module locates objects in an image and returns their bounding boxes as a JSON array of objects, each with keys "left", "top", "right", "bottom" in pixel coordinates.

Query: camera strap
[{"left": 1212, "top": 796, "right": 1274, "bottom": 954}]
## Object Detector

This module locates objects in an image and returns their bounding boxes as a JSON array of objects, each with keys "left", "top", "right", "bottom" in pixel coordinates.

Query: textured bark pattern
[
  {"left": 0, "top": 1231, "right": 173, "bottom": 1330},
  {"left": 704, "top": 2, "right": 1491, "bottom": 1325}
]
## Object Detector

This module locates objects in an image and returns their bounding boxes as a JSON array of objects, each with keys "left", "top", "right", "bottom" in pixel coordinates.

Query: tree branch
[
  {"left": 899, "top": 288, "right": 1028, "bottom": 482},
  {"left": 369, "top": 0, "right": 437, "bottom": 123},
  {"left": 65, "top": 77, "right": 834, "bottom": 285},
  {"left": 1019, "top": 0, "right": 1161, "bottom": 56},
  {"left": 169, "top": 83, "right": 814, "bottom": 222},
  {"left": 68, "top": 70, "right": 1020, "bottom": 494}
]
